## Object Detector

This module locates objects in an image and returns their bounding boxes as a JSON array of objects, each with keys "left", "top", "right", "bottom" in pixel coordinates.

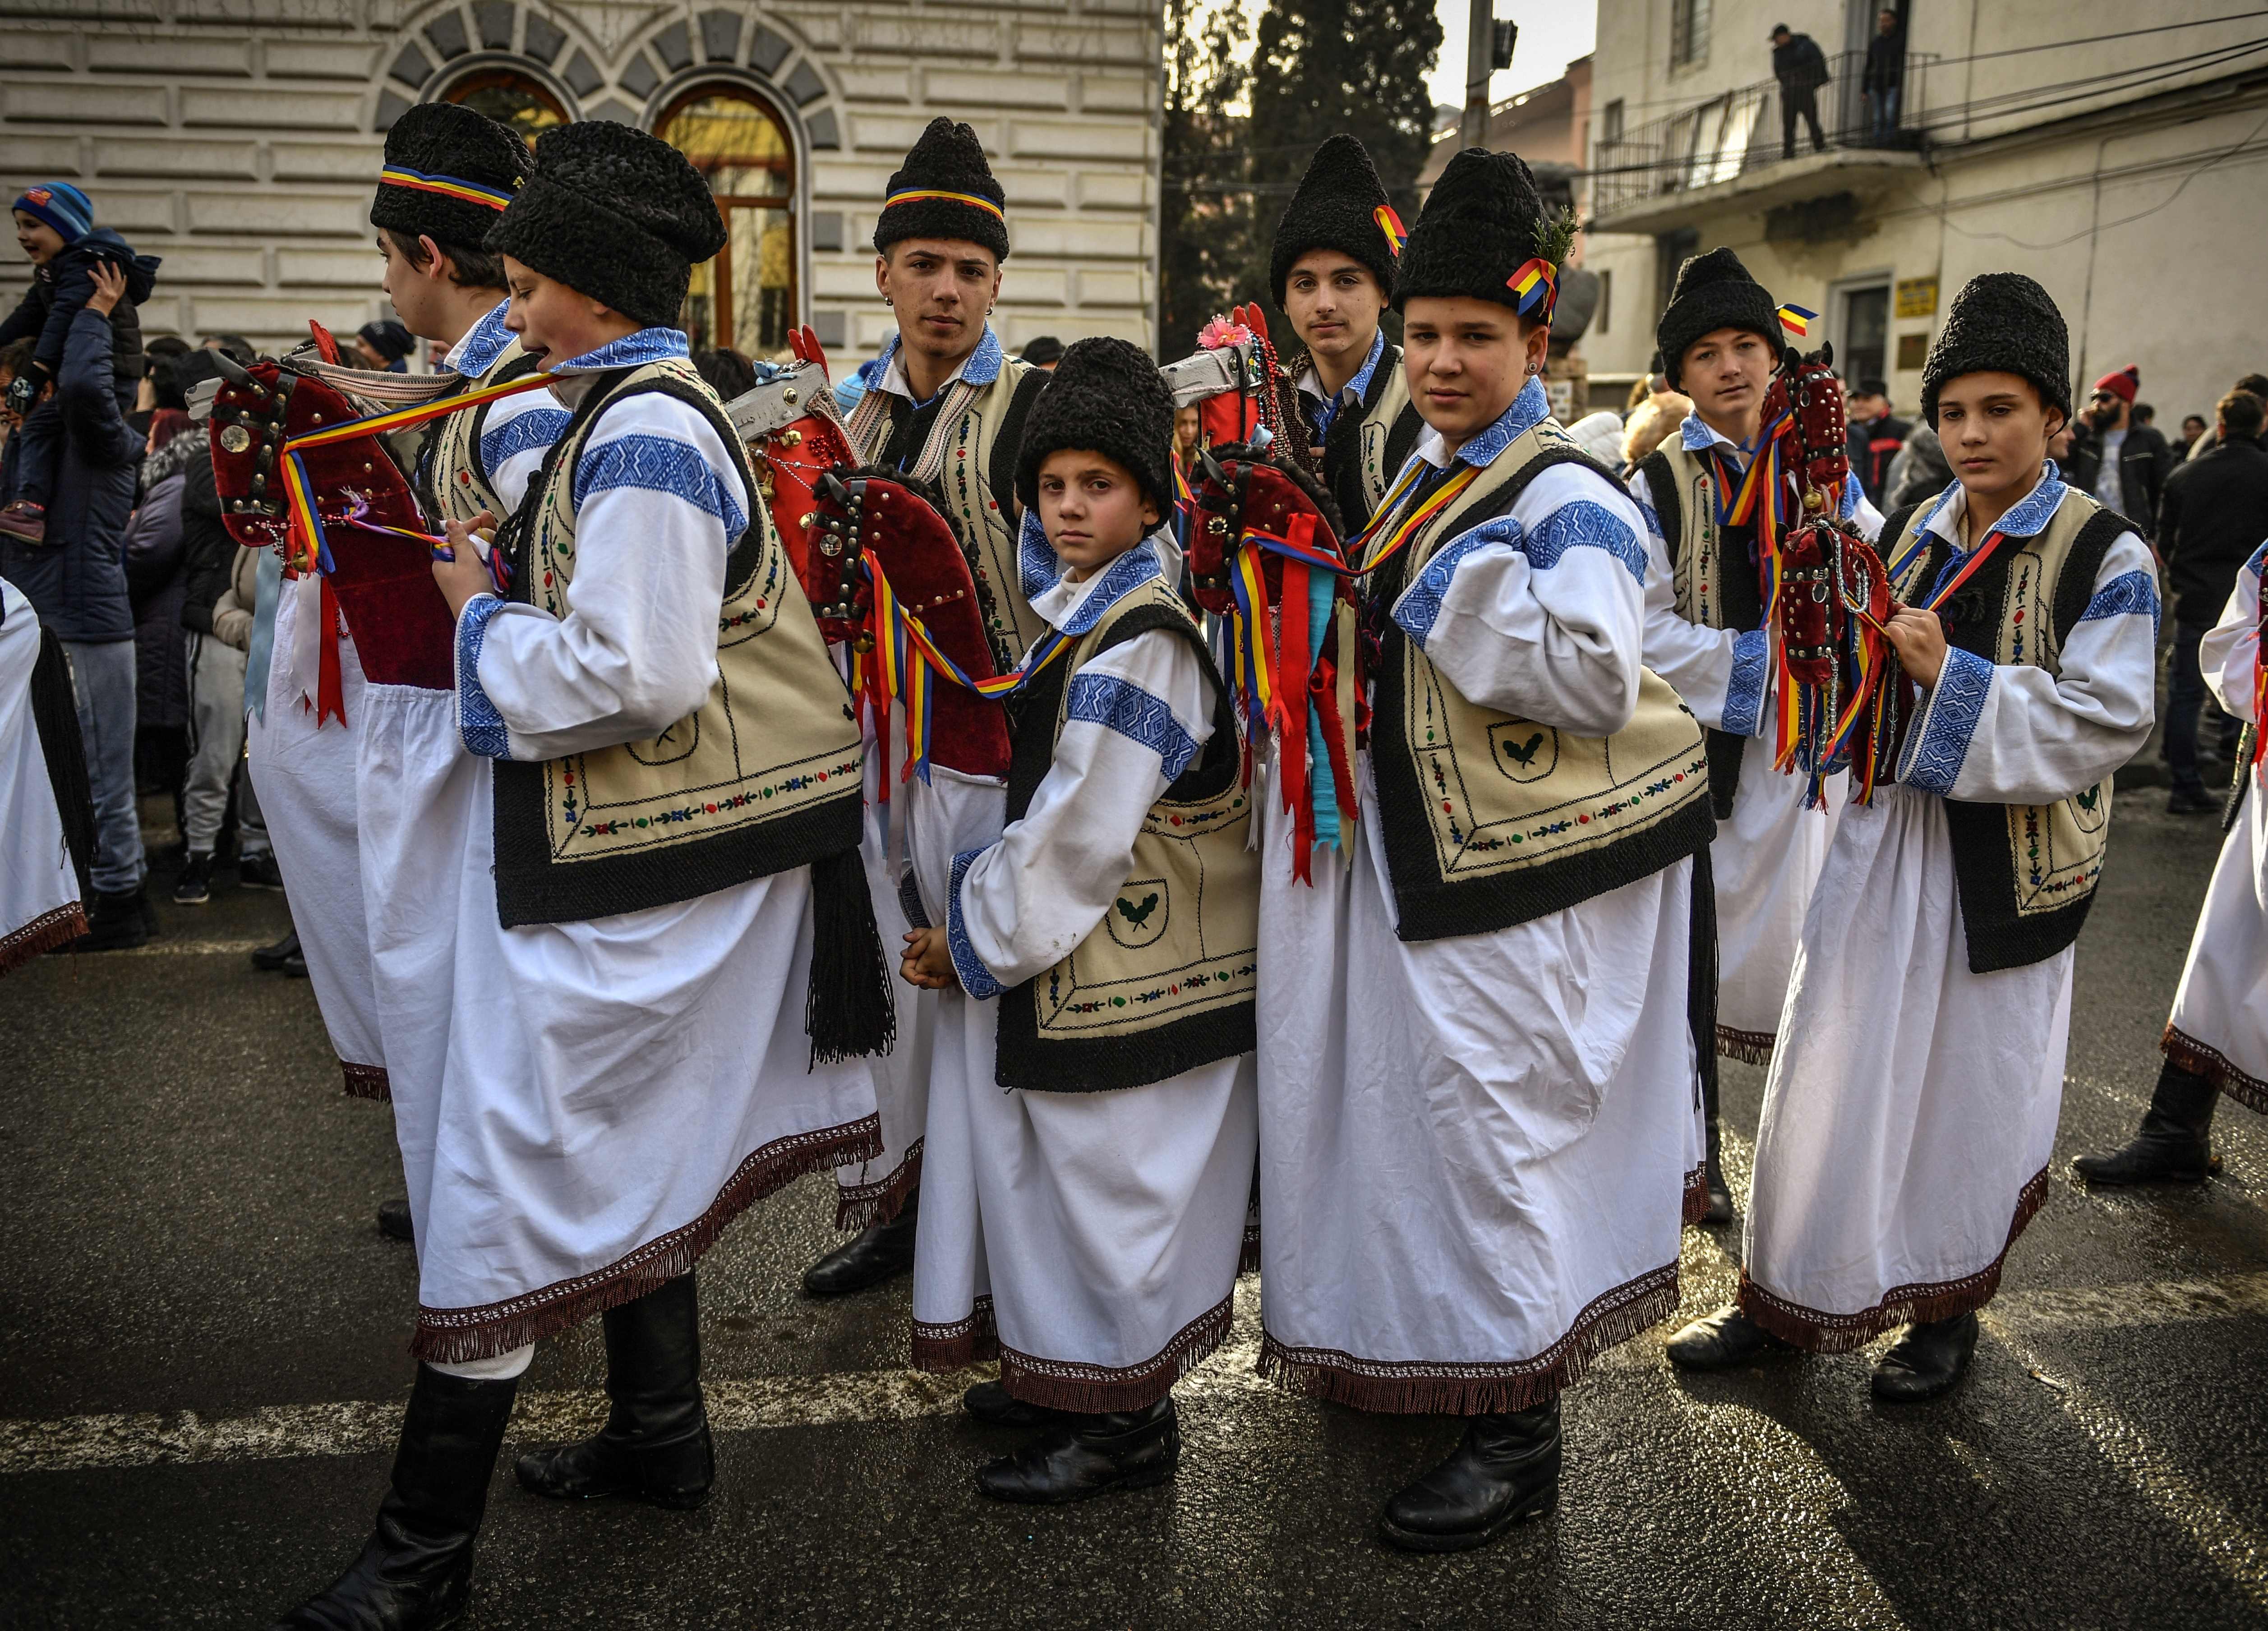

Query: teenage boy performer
[
  {"left": 1255, "top": 148, "right": 1715, "bottom": 1553},
  {"left": 1270, "top": 134, "right": 1424, "bottom": 531},
  {"left": 2072, "top": 541, "right": 2265, "bottom": 1184},
  {"left": 273, "top": 122, "right": 889, "bottom": 1631},
  {"left": 900, "top": 337, "right": 1259, "bottom": 1504},
  {"left": 800, "top": 118, "right": 1053, "bottom": 1297},
  {"left": 1631, "top": 248, "right": 1884, "bottom": 1222},
  {"left": 1667, "top": 273, "right": 2158, "bottom": 1401}
]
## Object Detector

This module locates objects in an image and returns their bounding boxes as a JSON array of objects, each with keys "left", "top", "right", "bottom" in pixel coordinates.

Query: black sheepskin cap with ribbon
[
  {"left": 371, "top": 101, "right": 533, "bottom": 254},
  {"left": 1014, "top": 336, "right": 1175, "bottom": 519},
  {"left": 1391, "top": 147, "right": 1549, "bottom": 316},
  {"left": 484, "top": 121, "right": 726, "bottom": 328},
  {"left": 1920, "top": 272, "right": 2072, "bottom": 429},
  {"left": 875, "top": 117, "right": 1010, "bottom": 263},
  {"left": 1269, "top": 134, "right": 1399, "bottom": 308},
  {"left": 1655, "top": 247, "right": 1783, "bottom": 390}
]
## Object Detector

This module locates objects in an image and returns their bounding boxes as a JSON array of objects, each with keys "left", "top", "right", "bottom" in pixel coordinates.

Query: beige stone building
[
  {"left": 1583, "top": 0, "right": 2268, "bottom": 425},
  {"left": 0, "top": 0, "right": 1162, "bottom": 363}
]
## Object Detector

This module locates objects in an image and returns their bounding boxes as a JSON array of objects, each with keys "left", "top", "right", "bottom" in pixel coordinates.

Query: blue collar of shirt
[
  {"left": 551, "top": 327, "right": 690, "bottom": 375},
  {"left": 1918, "top": 459, "right": 2068, "bottom": 548},
  {"left": 1039, "top": 532, "right": 1175, "bottom": 637},
  {"left": 870, "top": 323, "right": 1004, "bottom": 405},
  {"left": 1310, "top": 329, "right": 1385, "bottom": 406},
  {"left": 449, "top": 299, "right": 516, "bottom": 379},
  {"left": 1451, "top": 377, "right": 1553, "bottom": 470}
]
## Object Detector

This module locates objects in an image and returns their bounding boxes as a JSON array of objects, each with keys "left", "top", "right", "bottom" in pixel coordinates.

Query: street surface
[{"left": 5, "top": 789, "right": 2267, "bottom": 1629}]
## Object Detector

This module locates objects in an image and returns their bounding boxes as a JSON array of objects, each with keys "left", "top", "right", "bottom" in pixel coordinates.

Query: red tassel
[
  {"left": 315, "top": 576, "right": 346, "bottom": 727},
  {"left": 1276, "top": 548, "right": 1314, "bottom": 882}
]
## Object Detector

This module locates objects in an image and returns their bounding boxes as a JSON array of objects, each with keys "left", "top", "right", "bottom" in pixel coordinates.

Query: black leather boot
[
  {"left": 2071, "top": 1062, "right": 2222, "bottom": 1185},
  {"left": 1702, "top": 1117, "right": 1734, "bottom": 1226},
  {"left": 963, "top": 1379, "right": 1070, "bottom": 1430},
  {"left": 1379, "top": 1400, "right": 1561, "bottom": 1553},
  {"left": 59, "top": 887, "right": 151, "bottom": 953},
  {"left": 801, "top": 1189, "right": 919, "bottom": 1296},
  {"left": 1665, "top": 1304, "right": 1797, "bottom": 1370},
  {"left": 252, "top": 929, "right": 301, "bottom": 972},
  {"left": 974, "top": 1396, "right": 1178, "bottom": 1504},
  {"left": 514, "top": 1274, "right": 713, "bottom": 1509},
  {"left": 271, "top": 1364, "right": 517, "bottom": 1630},
  {"left": 377, "top": 1199, "right": 415, "bottom": 1243},
  {"left": 1872, "top": 1311, "right": 1979, "bottom": 1402}
]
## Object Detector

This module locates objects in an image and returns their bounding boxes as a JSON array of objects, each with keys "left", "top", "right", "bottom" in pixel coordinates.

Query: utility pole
[{"left": 1457, "top": 4, "right": 1517, "bottom": 152}]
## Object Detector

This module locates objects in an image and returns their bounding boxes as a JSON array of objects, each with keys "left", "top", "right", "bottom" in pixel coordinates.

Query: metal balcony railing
[{"left": 1590, "top": 49, "right": 1941, "bottom": 219}]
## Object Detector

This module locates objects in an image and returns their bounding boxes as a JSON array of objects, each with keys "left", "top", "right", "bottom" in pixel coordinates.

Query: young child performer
[
  {"left": 1667, "top": 273, "right": 2158, "bottom": 1401},
  {"left": 901, "top": 337, "right": 1260, "bottom": 1503},
  {"left": 801, "top": 118, "right": 1054, "bottom": 1297},
  {"left": 1632, "top": 247, "right": 1884, "bottom": 1222},
  {"left": 1255, "top": 148, "right": 1714, "bottom": 1553},
  {"left": 274, "top": 122, "right": 888, "bottom": 1631},
  {"left": 2072, "top": 541, "right": 2265, "bottom": 1184},
  {"left": 1270, "top": 134, "right": 1424, "bottom": 531}
]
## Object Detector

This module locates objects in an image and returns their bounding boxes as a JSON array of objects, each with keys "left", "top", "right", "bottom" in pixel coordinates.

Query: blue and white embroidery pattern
[
  {"left": 554, "top": 327, "right": 689, "bottom": 373},
  {"left": 1456, "top": 377, "right": 1553, "bottom": 469},
  {"left": 455, "top": 595, "right": 512, "bottom": 760},
  {"left": 1019, "top": 509, "right": 1058, "bottom": 601},
  {"left": 866, "top": 323, "right": 1004, "bottom": 400},
  {"left": 1722, "top": 627, "right": 1771, "bottom": 737},
  {"left": 1394, "top": 526, "right": 1502, "bottom": 649},
  {"left": 2078, "top": 568, "right": 2161, "bottom": 633},
  {"left": 574, "top": 434, "right": 747, "bottom": 543},
  {"left": 1838, "top": 473, "right": 1862, "bottom": 521},
  {"left": 2247, "top": 539, "right": 2268, "bottom": 578},
  {"left": 452, "top": 299, "right": 516, "bottom": 378},
  {"left": 1636, "top": 496, "right": 1664, "bottom": 540},
  {"left": 1308, "top": 330, "right": 1384, "bottom": 442},
  {"left": 1899, "top": 645, "right": 1993, "bottom": 794},
  {"left": 946, "top": 845, "right": 1005, "bottom": 1000},
  {"left": 480, "top": 407, "right": 570, "bottom": 475},
  {"left": 1997, "top": 461, "right": 2067, "bottom": 536},
  {"left": 1525, "top": 500, "right": 1648, "bottom": 583},
  {"left": 1065, "top": 673, "right": 1199, "bottom": 779},
  {"left": 1057, "top": 541, "right": 1166, "bottom": 636},
  {"left": 1679, "top": 413, "right": 1725, "bottom": 454}
]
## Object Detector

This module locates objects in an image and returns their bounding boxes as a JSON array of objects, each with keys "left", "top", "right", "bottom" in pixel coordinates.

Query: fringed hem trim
[
  {"left": 0, "top": 900, "right": 86, "bottom": 975},
  {"left": 1254, "top": 1260, "right": 1682, "bottom": 1415},
  {"left": 2164, "top": 1024, "right": 2268, "bottom": 1116},
  {"left": 1238, "top": 1220, "right": 1262, "bottom": 1276},
  {"left": 910, "top": 1295, "right": 998, "bottom": 1373},
  {"left": 834, "top": 1136, "right": 923, "bottom": 1232},
  {"left": 1715, "top": 1024, "right": 1776, "bottom": 1065},
  {"left": 340, "top": 1060, "right": 392, "bottom": 1103},
  {"left": 1737, "top": 1165, "right": 2050, "bottom": 1353},
  {"left": 410, "top": 1111, "right": 882, "bottom": 1363},
  {"left": 1682, "top": 1162, "right": 1709, "bottom": 1226},
  {"left": 998, "top": 1295, "right": 1235, "bottom": 1413}
]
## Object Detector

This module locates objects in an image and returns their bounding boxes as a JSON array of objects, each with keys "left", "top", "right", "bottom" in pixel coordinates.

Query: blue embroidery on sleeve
[
  {"left": 945, "top": 845, "right": 1006, "bottom": 1000},
  {"left": 1722, "top": 627, "right": 1770, "bottom": 737},
  {"left": 1524, "top": 499, "right": 1648, "bottom": 583},
  {"left": 1636, "top": 497, "right": 1664, "bottom": 540},
  {"left": 1019, "top": 508, "right": 1058, "bottom": 600},
  {"left": 479, "top": 407, "right": 570, "bottom": 474},
  {"left": 1064, "top": 672, "right": 1199, "bottom": 778},
  {"left": 1899, "top": 645, "right": 1993, "bottom": 795},
  {"left": 1393, "top": 523, "right": 1511, "bottom": 649},
  {"left": 572, "top": 433, "right": 747, "bottom": 543},
  {"left": 2078, "top": 568, "right": 2161, "bottom": 635},
  {"left": 455, "top": 594, "right": 512, "bottom": 760}
]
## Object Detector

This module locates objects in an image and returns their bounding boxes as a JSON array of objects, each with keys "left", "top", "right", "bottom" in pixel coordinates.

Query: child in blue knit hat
[{"left": 0, "top": 182, "right": 162, "bottom": 542}]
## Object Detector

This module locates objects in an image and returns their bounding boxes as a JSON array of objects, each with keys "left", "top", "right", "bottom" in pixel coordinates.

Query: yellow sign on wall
[{"left": 1895, "top": 276, "right": 1939, "bottom": 319}]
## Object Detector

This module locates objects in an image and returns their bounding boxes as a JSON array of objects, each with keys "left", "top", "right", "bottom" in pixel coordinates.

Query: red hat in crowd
[{"left": 2092, "top": 364, "right": 2140, "bottom": 403}]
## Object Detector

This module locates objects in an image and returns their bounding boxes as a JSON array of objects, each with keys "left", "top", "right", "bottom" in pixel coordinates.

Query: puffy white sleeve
[
  {"left": 1391, "top": 464, "right": 1651, "bottom": 738},
  {"left": 1627, "top": 465, "right": 1769, "bottom": 737},
  {"left": 946, "top": 626, "right": 1215, "bottom": 997},
  {"left": 1898, "top": 530, "right": 2160, "bottom": 803},
  {"left": 2200, "top": 544, "right": 2263, "bottom": 720},
  {"left": 475, "top": 392, "right": 572, "bottom": 517},
  {"left": 453, "top": 393, "right": 750, "bottom": 762}
]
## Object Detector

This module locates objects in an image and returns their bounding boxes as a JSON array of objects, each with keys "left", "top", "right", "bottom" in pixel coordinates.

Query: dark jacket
[
  {"left": 1862, "top": 32, "right": 1902, "bottom": 92},
  {"left": 122, "top": 461, "right": 189, "bottom": 732},
  {"left": 1846, "top": 411, "right": 1911, "bottom": 503},
  {"left": 169, "top": 432, "right": 240, "bottom": 636},
  {"left": 2065, "top": 419, "right": 2174, "bottom": 535},
  {"left": 1773, "top": 33, "right": 1831, "bottom": 90},
  {"left": 0, "top": 230, "right": 160, "bottom": 400},
  {"left": 0, "top": 307, "right": 141, "bottom": 642},
  {"left": 2157, "top": 438, "right": 2268, "bottom": 624}
]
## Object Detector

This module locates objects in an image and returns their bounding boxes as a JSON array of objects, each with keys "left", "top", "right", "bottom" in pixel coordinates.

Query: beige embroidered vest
[{"left": 420, "top": 336, "right": 542, "bottom": 525}]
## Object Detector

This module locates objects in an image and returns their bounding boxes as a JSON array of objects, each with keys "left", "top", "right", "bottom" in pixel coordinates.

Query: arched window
[
  {"left": 442, "top": 69, "right": 569, "bottom": 144},
  {"left": 657, "top": 85, "right": 797, "bottom": 359}
]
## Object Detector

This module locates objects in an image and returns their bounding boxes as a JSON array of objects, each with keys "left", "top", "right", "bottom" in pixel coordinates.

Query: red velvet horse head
[
  {"left": 725, "top": 341, "right": 860, "bottom": 620},
  {"left": 1182, "top": 443, "right": 1348, "bottom": 617}
]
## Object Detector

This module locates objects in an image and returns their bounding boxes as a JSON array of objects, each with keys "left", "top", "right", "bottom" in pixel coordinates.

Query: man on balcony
[
  {"left": 1770, "top": 23, "right": 1831, "bottom": 160},
  {"left": 1863, "top": 10, "right": 1904, "bottom": 146}
]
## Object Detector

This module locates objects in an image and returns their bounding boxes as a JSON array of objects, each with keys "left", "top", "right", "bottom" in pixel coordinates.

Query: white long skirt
[
  {"left": 0, "top": 580, "right": 83, "bottom": 970},
  {"left": 1742, "top": 783, "right": 2068, "bottom": 1350},
  {"left": 354, "top": 679, "right": 882, "bottom": 1362},
  {"left": 247, "top": 575, "right": 386, "bottom": 1096},
  {"left": 1255, "top": 756, "right": 1702, "bottom": 1414},
  {"left": 1714, "top": 734, "right": 1843, "bottom": 1059},
  {"left": 2164, "top": 779, "right": 2268, "bottom": 1112}
]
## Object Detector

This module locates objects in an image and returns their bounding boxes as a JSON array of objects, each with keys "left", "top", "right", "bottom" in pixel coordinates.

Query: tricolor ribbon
[
  {"left": 881, "top": 188, "right": 1005, "bottom": 221},
  {"left": 1351, "top": 460, "right": 1480, "bottom": 575},
  {"left": 378, "top": 166, "right": 516, "bottom": 211},
  {"left": 1776, "top": 303, "right": 1818, "bottom": 337},
  {"left": 1506, "top": 257, "right": 1559, "bottom": 323},
  {"left": 1374, "top": 203, "right": 1407, "bottom": 257}
]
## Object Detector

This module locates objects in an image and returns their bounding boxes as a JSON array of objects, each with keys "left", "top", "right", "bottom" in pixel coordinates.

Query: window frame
[{"left": 652, "top": 78, "right": 806, "bottom": 359}]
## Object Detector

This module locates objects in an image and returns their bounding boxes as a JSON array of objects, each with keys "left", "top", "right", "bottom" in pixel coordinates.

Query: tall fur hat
[
  {"left": 1014, "top": 336, "right": 1175, "bottom": 518},
  {"left": 1655, "top": 248, "right": 1782, "bottom": 389},
  {"left": 484, "top": 121, "right": 724, "bottom": 328},
  {"left": 1269, "top": 135, "right": 1399, "bottom": 308},
  {"left": 1391, "top": 147, "right": 1554, "bottom": 316},
  {"left": 371, "top": 101, "right": 532, "bottom": 254},
  {"left": 874, "top": 118, "right": 1010, "bottom": 263},
  {"left": 1920, "top": 272, "right": 2071, "bottom": 428}
]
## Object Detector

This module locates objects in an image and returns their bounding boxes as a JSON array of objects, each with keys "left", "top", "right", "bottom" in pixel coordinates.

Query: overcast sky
[{"left": 1426, "top": 0, "right": 1598, "bottom": 111}]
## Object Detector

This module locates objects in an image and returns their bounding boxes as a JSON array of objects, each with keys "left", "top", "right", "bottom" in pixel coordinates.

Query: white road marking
[{"left": 111, "top": 938, "right": 269, "bottom": 958}]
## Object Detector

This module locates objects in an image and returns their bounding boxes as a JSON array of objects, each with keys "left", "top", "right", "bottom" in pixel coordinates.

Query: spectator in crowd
[
  {"left": 1884, "top": 417, "right": 1953, "bottom": 508},
  {"left": 2133, "top": 402, "right": 2157, "bottom": 430},
  {"left": 0, "top": 263, "right": 149, "bottom": 949},
  {"left": 2066, "top": 364, "right": 2173, "bottom": 531},
  {"left": 1844, "top": 375, "right": 1910, "bottom": 503},
  {"left": 1019, "top": 335, "right": 1063, "bottom": 370},
  {"left": 2174, "top": 413, "right": 2208, "bottom": 459},
  {"left": 200, "top": 332, "right": 254, "bottom": 363},
  {"left": 1862, "top": 8, "right": 1903, "bottom": 145},
  {"left": 1173, "top": 402, "right": 1202, "bottom": 468},
  {"left": 2185, "top": 373, "right": 2268, "bottom": 461},
  {"left": 351, "top": 318, "right": 414, "bottom": 373},
  {"left": 1770, "top": 23, "right": 1831, "bottom": 159},
  {"left": 2156, "top": 388, "right": 2268, "bottom": 814},
  {"left": 693, "top": 345, "right": 757, "bottom": 400},
  {"left": 129, "top": 334, "right": 190, "bottom": 438},
  {"left": 121, "top": 363, "right": 193, "bottom": 830}
]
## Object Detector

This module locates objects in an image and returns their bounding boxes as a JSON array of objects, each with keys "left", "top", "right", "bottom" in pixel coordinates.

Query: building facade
[
  {"left": 1583, "top": 0, "right": 2268, "bottom": 427},
  {"left": 0, "top": 0, "right": 1162, "bottom": 362}
]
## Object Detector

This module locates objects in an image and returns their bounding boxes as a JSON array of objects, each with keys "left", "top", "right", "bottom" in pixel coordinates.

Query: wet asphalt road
[{"left": 5, "top": 789, "right": 2268, "bottom": 1630}]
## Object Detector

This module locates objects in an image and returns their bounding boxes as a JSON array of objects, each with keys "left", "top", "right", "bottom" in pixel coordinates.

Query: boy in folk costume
[
  {"left": 0, "top": 578, "right": 91, "bottom": 967},
  {"left": 274, "top": 123, "right": 888, "bottom": 1631},
  {"left": 900, "top": 338, "right": 1259, "bottom": 1503},
  {"left": 1631, "top": 247, "right": 1884, "bottom": 1222},
  {"left": 1254, "top": 149, "right": 1713, "bottom": 1552},
  {"left": 2073, "top": 542, "right": 2266, "bottom": 1184},
  {"left": 801, "top": 117, "right": 1052, "bottom": 1298},
  {"left": 1270, "top": 134, "right": 1424, "bottom": 531},
  {"left": 1668, "top": 274, "right": 2158, "bottom": 1401}
]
